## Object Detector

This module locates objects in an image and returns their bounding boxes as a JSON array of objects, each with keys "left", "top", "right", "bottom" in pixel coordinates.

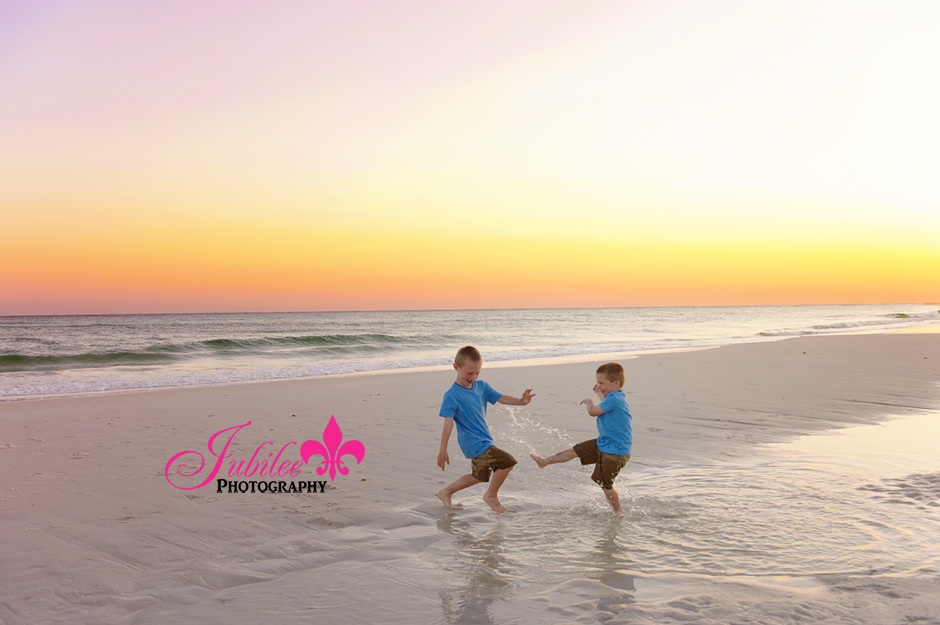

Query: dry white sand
[{"left": 1, "top": 332, "right": 939, "bottom": 623}]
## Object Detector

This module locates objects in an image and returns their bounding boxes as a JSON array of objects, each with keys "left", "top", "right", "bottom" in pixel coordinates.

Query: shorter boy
[
  {"left": 530, "top": 362, "right": 633, "bottom": 513},
  {"left": 437, "top": 346, "right": 535, "bottom": 513}
]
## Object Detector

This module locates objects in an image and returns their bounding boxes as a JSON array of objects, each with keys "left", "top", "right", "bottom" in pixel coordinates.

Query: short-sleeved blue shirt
[
  {"left": 439, "top": 380, "right": 502, "bottom": 459},
  {"left": 597, "top": 390, "right": 633, "bottom": 455}
]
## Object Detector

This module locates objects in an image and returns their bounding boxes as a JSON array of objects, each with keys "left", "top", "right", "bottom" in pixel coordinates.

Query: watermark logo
[
  {"left": 300, "top": 415, "right": 366, "bottom": 481},
  {"left": 165, "top": 416, "right": 365, "bottom": 493}
]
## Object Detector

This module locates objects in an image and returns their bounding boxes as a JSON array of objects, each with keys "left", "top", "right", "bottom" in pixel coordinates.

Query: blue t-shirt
[
  {"left": 439, "top": 380, "right": 502, "bottom": 459},
  {"left": 597, "top": 390, "right": 633, "bottom": 455}
]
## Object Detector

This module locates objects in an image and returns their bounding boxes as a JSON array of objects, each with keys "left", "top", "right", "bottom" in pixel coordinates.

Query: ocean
[{"left": 2, "top": 303, "right": 938, "bottom": 400}]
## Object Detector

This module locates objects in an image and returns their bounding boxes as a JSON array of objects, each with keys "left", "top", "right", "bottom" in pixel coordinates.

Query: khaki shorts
[
  {"left": 573, "top": 439, "right": 630, "bottom": 490},
  {"left": 470, "top": 445, "right": 518, "bottom": 482}
]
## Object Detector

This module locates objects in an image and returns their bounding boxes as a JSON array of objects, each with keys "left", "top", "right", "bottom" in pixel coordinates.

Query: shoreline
[
  {"left": 0, "top": 345, "right": 706, "bottom": 404},
  {"left": 4, "top": 322, "right": 938, "bottom": 404}
]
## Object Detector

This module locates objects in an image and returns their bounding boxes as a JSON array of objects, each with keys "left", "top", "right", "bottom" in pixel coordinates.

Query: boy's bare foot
[
  {"left": 529, "top": 452, "right": 548, "bottom": 468},
  {"left": 482, "top": 493, "right": 506, "bottom": 513},
  {"left": 436, "top": 490, "right": 463, "bottom": 510}
]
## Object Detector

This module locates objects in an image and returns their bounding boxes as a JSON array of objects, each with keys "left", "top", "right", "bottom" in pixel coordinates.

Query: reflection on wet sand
[{"left": 437, "top": 514, "right": 512, "bottom": 624}]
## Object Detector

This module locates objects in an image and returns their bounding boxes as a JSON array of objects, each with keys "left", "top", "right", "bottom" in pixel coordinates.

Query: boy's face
[
  {"left": 454, "top": 360, "right": 482, "bottom": 388},
  {"left": 595, "top": 372, "right": 621, "bottom": 397}
]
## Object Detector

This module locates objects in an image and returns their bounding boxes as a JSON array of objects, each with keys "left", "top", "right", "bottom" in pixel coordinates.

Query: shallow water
[
  {"left": 411, "top": 412, "right": 940, "bottom": 623},
  {"left": 105, "top": 412, "right": 940, "bottom": 624}
]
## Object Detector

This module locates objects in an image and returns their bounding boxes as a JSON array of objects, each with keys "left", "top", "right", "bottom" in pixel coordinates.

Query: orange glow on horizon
[{"left": 2, "top": 2, "right": 939, "bottom": 315}]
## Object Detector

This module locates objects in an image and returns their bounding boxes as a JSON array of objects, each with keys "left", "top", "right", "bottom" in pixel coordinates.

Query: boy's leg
[
  {"left": 483, "top": 465, "right": 513, "bottom": 513},
  {"left": 530, "top": 448, "right": 577, "bottom": 468},
  {"left": 437, "top": 474, "right": 482, "bottom": 510},
  {"left": 603, "top": 487, "right": 623, "bottom": 514},
  {"left": 597, "top": 452, "right": 628, "bottom": 514}
]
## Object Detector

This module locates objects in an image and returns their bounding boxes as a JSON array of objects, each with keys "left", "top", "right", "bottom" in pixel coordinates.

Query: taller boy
[{"left": 436, "top": 346, "right": 535, "bottom": 513}]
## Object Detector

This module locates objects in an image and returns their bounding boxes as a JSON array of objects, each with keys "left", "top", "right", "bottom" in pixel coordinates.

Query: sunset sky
[{"left": 2, "top": 0, "right": 939, "bottom": 315}]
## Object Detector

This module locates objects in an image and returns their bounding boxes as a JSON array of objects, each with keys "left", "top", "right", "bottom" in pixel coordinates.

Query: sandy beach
[{"left": 2, "top": 332, "right": 939, "bottom": 624}]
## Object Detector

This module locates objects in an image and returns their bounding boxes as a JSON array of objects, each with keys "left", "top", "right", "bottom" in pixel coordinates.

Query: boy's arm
[
  {"left": 580, "top": 398, "right": 605, "bottom": 417},
  {"left": 496, "top": 389, "right": 536, "bottom": 406},
  {"left": 437, "top": 417, "right": 455, "bottom": 470}
]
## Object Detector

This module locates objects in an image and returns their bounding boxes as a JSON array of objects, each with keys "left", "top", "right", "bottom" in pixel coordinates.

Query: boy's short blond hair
[
  {"left": 596, "top": 362, "right": 625, "bottom": 387},
  {"left": 455, "top": 345, "right": 483, "bottom": 367}
]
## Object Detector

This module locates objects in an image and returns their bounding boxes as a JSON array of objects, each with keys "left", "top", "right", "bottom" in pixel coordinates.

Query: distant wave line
[
  {"left": 0, "top": 351, "right": 182, "bottom": 372},
  {"left": 0, "top": 333, "right": 453, "bottom": 372},
  {"left": 757, "top": 310, "right": 939, "bottom": 337},
  {"left": 195, "top": 333, "right": 442, "bottom": 350}
]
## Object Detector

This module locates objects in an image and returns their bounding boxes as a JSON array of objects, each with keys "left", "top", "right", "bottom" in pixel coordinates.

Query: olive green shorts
[
  {"left": 572, "top": 439, "right": 630, "bottom": 490},
  {"left": 470, "top": 445, "right": 518, "bottom": 482}
]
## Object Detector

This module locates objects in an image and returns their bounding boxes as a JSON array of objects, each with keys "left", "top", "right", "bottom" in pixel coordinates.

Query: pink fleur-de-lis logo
[{"left": 300, "top": 416, "right": 365, "bottom": 481}]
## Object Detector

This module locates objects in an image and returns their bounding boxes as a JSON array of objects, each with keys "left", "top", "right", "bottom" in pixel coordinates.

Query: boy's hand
[
  {"left": 437, "top": 451, "right": 449, "bottom": 470},
  {"left": 581, "top": 398, "right": 596, "bottom": 408},
  {"left": 520, "top": 389, "right": 535, "bottom": 405},
  {"left": 593, "top": 384, "right": 608, "bottom": 399}
]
